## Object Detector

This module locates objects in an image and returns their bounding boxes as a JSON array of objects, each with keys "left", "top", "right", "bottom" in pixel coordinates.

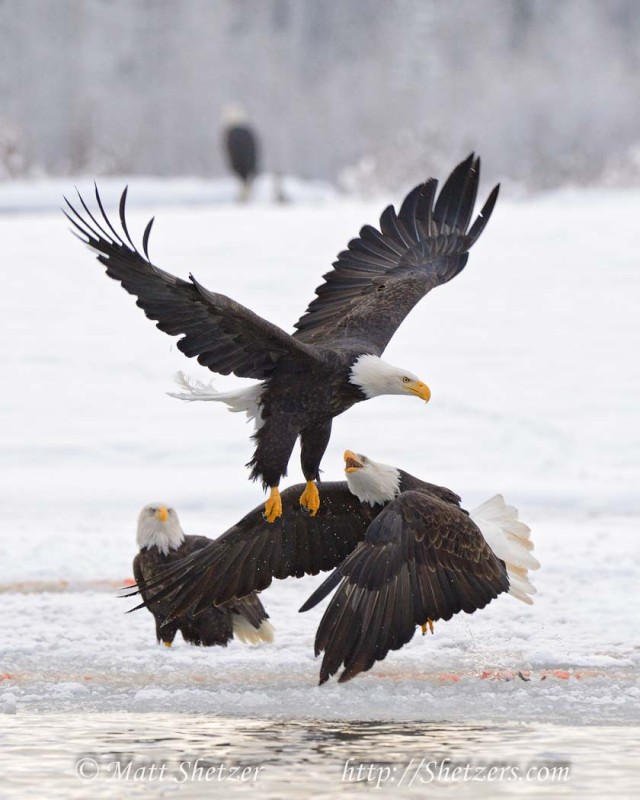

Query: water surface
[{"left": 2, "top": 714, "right": 638, "bottom": 798}]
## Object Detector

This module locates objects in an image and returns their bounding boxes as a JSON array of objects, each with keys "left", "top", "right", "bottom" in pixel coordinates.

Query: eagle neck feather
[
  {"left": 137, "top": 518, "right": 185, "bottom": 556},
  {"left": 346, "top": 460, "right": 401, "bottom": 506}
]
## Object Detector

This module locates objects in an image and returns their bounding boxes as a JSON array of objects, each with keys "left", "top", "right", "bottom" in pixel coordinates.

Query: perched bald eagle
[
  {"left": 65, "top": 154, "right": 498, "bottom": 523},
  {"left": 222, "top": 107, "right": 259, "bottom": 202},
  {"left": 126, "top": 454, "right": 538, "bottom": 683},
  {"left": 134, "top": 503, "right": 273, "bottom": 647}
]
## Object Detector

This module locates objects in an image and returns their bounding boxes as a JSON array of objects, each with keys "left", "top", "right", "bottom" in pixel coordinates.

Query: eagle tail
[
  {"left": 231, "top": 614, "right": 275, "bottom": 645},
  {"left": 168, "top": 371, "right": 264, "bottom": 427},
  {"left": 471, "top": 494, "right": 540, "bottom": 605},
  {"left": 227, "top": 592, "right": 274, "bottom": 645}
]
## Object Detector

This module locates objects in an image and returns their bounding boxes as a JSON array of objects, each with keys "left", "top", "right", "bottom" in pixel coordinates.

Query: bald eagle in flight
[
  {"left": 125, "top": 453, "right": 538, "bottom": 683},
  {"left": 134, "top": 502, "right": 273, "bottom": 647},
  {"left": 65, "top": 154, "right": 498, "bottom": 523}
]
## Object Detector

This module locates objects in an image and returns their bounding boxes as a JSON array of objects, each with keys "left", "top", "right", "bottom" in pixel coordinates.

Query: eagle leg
[
  {"left": 299, "top": 480, "right": 320, "bottom": 517},
  {"left": 163, "top": 640, "right": 172, "bottom": 648},
  {"left": 264, "top": 486, "right": 283, "bottom": 523},
  {"left": 421, "top": 619, "right": 435, "bottom": 636}
]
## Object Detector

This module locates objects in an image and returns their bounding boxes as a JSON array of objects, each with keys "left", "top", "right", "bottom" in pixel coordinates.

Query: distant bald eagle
[
  {"left": 65, "top": 154, "right": 498, "bottom": 523},
  {"left": 134, "top": 503, "right": 274, "bottom": 647},
  {"left": 126, "top": 454, "right": 538, "bottom": 682},
  {"left": 222, "top": 108, "right": 259, "bottom": 202}
]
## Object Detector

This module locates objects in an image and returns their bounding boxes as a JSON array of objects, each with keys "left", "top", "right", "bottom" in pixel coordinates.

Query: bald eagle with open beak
[
  {"left": 302, "top": 452, "right": 539, "bottom": 683},
  {"left": 133, "top": 503, "right": 274, "bottom": 648},
  {"left": 66, "top": 154, "right": 497, "bottom": 522},
  {"left": 125, "top": 455, "right": 538, "bottom": 682}
]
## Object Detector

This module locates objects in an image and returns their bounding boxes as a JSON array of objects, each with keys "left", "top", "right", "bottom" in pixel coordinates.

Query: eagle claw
[
  {"left": 421, "top": 619, "right": 435, "bottom": 635},
  {"left": 299, "top": 481, "right": 320, "bottom": 517},
  {"left": 264, "top": 487, "right": 282, "bottom": 524}
]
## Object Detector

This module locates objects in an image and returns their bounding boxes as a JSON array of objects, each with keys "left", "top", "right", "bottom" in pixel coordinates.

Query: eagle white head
[
  {"left": 222, "top": 104, "right": 249, "bottom": 126},
  {"left": 343, "top": 450, "right": 401, "bottom": 506},
  {"left": 349, "top": 354, "right": 431, "bottom": 402},
  {"left": 137, "top": 503, "right": 185, "bottom": 555}
]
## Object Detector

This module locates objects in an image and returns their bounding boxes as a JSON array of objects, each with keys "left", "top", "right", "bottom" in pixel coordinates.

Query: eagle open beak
[
  {"left": 155, "top": 507, "right": 169, "bottom": 522},
  {"left": 408, "top": 380, "right": 431, "bottom": 403},
  {"left": 344, "top": 450, "right": 364, "bottom": 473}
]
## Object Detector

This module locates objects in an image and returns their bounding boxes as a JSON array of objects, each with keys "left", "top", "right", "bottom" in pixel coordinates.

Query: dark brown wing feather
[
  {"left": 305, "top": 491, "right": 509, "bottom": 684},
  {"left": 293, "top": 154, "right": 499, "bottom": 354},
  {"left": 226, "top": 594, "right": 270, "bottom": 629},
  {"left": 134, "top": 535, "right": 236, "bottom": 646},
  {"left": 65, "top": 186, "right": 313, "bottom": 380},
  {"left": 124, "top": 482, "right": 376, "bottom": 620}
]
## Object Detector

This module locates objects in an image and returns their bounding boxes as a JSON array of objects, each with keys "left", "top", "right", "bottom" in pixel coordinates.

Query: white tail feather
[
  {"left": 471, "top": 494, "right": 540, "bottom": 605},
  {"left": 168, "top": 372, "right": 265, "bottom": 428},
  {"left": 232, "top": 615, "right": 275, "bottom": 645}
]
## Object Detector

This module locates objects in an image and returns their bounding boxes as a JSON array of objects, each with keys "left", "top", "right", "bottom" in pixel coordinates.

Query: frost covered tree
[{"left": 0, "top": 0, "right": 639, "bottom": 188}]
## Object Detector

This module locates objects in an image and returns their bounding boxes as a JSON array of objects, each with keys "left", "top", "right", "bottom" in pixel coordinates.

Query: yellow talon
[
  {"left": 421, "top": 619, "right": 435, "bottom": 636},
  {"left": 264, "top": 486, "right": 283, "bottom": 523},
  {"left": 163, "top": 641, "right": 172, "bottom": 648},
  {"left": 299, "top": 480, "right": 320, "bottom": 516}
]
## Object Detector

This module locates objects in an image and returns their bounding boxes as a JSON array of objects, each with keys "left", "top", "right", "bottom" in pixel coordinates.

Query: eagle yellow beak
[
  {"left": 407, "top": 380, "right": 431, "bottom": 403},
  {"left": 344, "top": 450, "right": 364, "bottom": 473},
  {"left": 155, "top": 507, "right": 169, "bottom": 522}
]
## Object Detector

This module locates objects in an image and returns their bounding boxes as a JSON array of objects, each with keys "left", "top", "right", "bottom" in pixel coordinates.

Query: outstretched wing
[
  {"left": 65, "top": 186, "right": 313, "bottom": 380},
  {"left": 301, "top": 490, "right": 509, "bottom": 684},
  {"left": 294, "top": 154, "right": 499, "bottom": 354},
  {"left": 122, "top": 482, "right": 376, "bottom": 618}
]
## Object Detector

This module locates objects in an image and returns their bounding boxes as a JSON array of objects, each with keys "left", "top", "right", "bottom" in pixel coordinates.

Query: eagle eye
[{"left": 402, "top": 377, "right": 411, "bottom": 383}]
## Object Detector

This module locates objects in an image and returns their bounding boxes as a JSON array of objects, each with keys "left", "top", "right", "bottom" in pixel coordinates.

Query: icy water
[{"left": 1, "top": 714, "right": 638, "bottom": 799}]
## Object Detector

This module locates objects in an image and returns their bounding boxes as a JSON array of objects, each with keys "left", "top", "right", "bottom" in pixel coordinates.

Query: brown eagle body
[{"left": 134, "top": 530, "right": 272, "bottom": 648}]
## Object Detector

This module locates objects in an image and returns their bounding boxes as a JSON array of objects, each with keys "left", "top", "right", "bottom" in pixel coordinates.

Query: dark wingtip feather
[
  {"left": 299, "top": 569, "right": 342, "bottom": 613},
  {"left": 142, "top": 217, "right": 155, "bottom": 260},
  {"left": 397, "top": 184, "right": 422, "bottom": 238},
  {"left": 433, "top": 152, "right": 479, "bottom": 232},
  {"left": 118, "top": 586, "right": 142, "bottom": 597},
  {"left": 73, "top": 185, "right": 116, "bottom": 244},
  {"left": 467, "top": 183, "right": 500, "bottom": 243},
  {"left": 118, "top": 185, "right": 138, "bottom": 252},
  {"left": 94, "top": 182, "right": 126, "bottom": 246},
  {"left": 62, "top": 203, "right": 97, "bottom": 243}
]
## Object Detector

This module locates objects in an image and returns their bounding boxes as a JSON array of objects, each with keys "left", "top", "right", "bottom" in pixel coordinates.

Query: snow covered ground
[{"left": 1, "top": 178, "right": 639, "bottom": 727}]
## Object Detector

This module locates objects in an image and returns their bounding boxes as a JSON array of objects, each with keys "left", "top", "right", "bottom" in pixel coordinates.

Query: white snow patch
[{"left": 0, "top": 693, "right": 17, "bottom": 714}]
